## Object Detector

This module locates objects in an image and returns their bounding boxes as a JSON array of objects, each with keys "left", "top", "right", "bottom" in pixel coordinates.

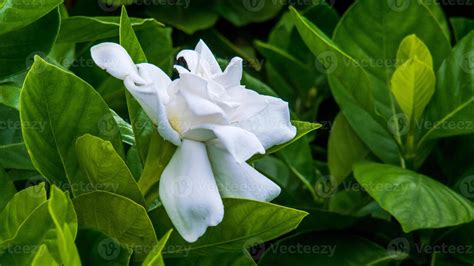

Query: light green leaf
[
  {"left": 354, "top": 162, "right": 474, "bottom": 232},
  {"left": 150, "top": 198, "right": 307, "bottom": 256},
  {"left": 0, "top": 9, "right": 60, "bottom": 80},
  {"left": 391, "top": 58, "right": 435, "bottom": 122},
  {"left": 259, "top": 232, "right": 404, "bottom": 265},
  {"left": 73, "top": 191, "right": 158, "bottom": 262},
  {"left": 328, "top": 113, "right": 370, "bottom": 183},
  {"left": 396, "top": 34, "right": 433, "bottom": 67},
  {"left": 142, "top": 229, "right": 173, "bottom": 266},
  {"left": 0, "top": 0, "right": 62, "bottom": 34},
  {"left": 75, "top": 134, "right": 146, "bottom": 206},
  {"left": 47, "top": 186, "right": 81, "bottom": 266},
  {"left": 111, "top": 109, "right": 135, "bottom": 145},
  {"left": 0, "top": 183, "right": 47, "bottom": 243},
  {"left": 31, "top": 245, "right": 60, "bottom": 266},
  {"left": 21, "top": 56, "right": 124, "bottom": 195},
  {"left": 422, "top": 32, "right": 474, "bottom": 141}
]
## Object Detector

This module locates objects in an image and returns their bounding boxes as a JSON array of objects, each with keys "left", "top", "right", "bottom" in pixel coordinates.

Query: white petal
[
  {"left": 234, "top": 96, "right": 296, "bottom": 149},
  {"left": 195, "top": 40, "right": 222, "bottom": 75},
  {"left": 183, "top": 125, "right": 264, "bottom": 163},
  {"left": 124, "top": 64, "right": 181, "bottom": 146},
  {"left": 176, "top": 50, "right": 199, "bottom": 73},
  {"left": 213, "top": 57, "right": 243, "bottom": 88},
  {"left": 159, "top": 139, "right": 224, "bottom": 243},
  {"left": 90, "top": 42, "right": 144, "bottom": 83},
  {"left": 208, "top": 145, "right": 281, "bottom": 201}
]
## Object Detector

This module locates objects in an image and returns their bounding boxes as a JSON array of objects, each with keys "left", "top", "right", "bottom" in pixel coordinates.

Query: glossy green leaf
[
  {"left": 73, "top": 191, "right": 158, "bottom": 262},
  {"left": 396, "top": 34, "right": 433, "bottom": 67},
  {"left": 422, "top": 32, "right": 474, "bottom": 141},
  {"left": 76, "top": 134, "right": 145, "bottom": 206},
  {"left": 450, "top": 17, "right": 474, "bottom": 42},
  {"left": 391, "top": 58, "right": 435, "bottom": 122},
  {"left": 0, "top": 143, "right": 34, "bottom": 170},
  {"left": 328, "top": 113, "right": 369, "bottom": 183},
  {"left": 259, "top": 232, "right": 404, "bottom": 265},
  {"left": 111, "top": 109, "right": 135, "bottom": 145},
  {"left": 76, "top": 228, "right": 133, "bottom": 265},
  {"left": 290, "top": 7, "right": 401, "bottom": 164},
  {"left": 354, "top": 162, "right": 474, "bottom": 232},
  {"left": 150, "top": 198, "right": 307, "bottom": 257},
  {"left": 0, "top": 0, "right": 62, "bottom": 34},
  {"left": 21, "top": 56, "right": 123, "bottom": 195},
  {"left": 31, "top": 245, "right": 60, "bottom": 266},
  {"left": 142, "top": 229, "right": 173, "bottom": 266},
  {"left": 0, "top": 9, "right": 60, "bottom": 80}
]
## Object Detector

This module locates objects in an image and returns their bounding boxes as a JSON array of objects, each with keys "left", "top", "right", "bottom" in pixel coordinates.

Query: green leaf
[
  {"left": 76, "top": 228, "right": 133, "bottom": 265},
  {"left": 422, "top": 32, "right": 474, "bottom": 141},
  {"left": 47, "top": 186, "right": 81, "bottom": 266},
  {"left": 120, "top": 6, "right": 153, "bottom": 163},
  {"left": 0, "top": 184, "right": 79, "bottom": 265},
  {"left": 31, "top": 245, "right": 60, "bottom": 266},
  {"left": 259, "top": 232, "right": 404, "bottom": 265},
  {"left": 150, "top": 198, "right": 307, "bottom": 256},
  {"left": 57, "top": 16, "right": 162, "bottom": 43},
  {"left": 0, "top": 9, "right": 60, "bottom": 80},
  {"left": 0, "top": 83, "right": 20, "bottom": 110},
  {"left": 0, "top": 143, "right": 34, "bottom": 170},
  {"left": 0, "top": 169, "right": 16, "bottom": 212},
  {"left": 289, "top": 7, "right": 401, "bottom": 164},
  {"left": 0, "top": 183, "right": 47, "bottom": 243},
  {"left": 111, "top": 109, "right": 135, "bottom": 145},
  {"left": 145, "top": 0, "right": 218, "bottom": 34},
  {"left": 76, "top": 134, "right": 146, "bottom": 206},
  {"left": 0, "top": 0, "right": 62, "bottom": 34},
  {"left": 73, "top": 191, "right": 158, "bottom": 262},
  {"left": 142, "top": 229, "right": 173, "bottom": 266},
  {"left": 214, "top": 0, "right": 283, "bottom": 26},
  {"left": 354, "top": 161, "right": 474, "bottom": 232},
  {"left": 165, "top": 251, "right": 256, "bottom": 266},
  {"left": 391, "top": 58, "right": 435, "bottom": 122},
  {"left": 396, "top": 34, "right": 433, "bottom": 67},
  {"left": 450, "top": 17, "right": 474, "bottom": 42},
  {"left": 328, "top": 113, "right": 369, "bottom": 183},
  {"left": 21, "top": 56, "right": 123, "bottom": 195}
]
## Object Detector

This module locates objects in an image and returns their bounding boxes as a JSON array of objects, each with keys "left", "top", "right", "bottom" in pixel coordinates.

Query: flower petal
[
  {"left": 195, "top": 40, "right": 222, "bottom": 75},
  {"left": 159, "top": 139, "right": 224, "bottom": 243},
  {"left": 184, "top": 124, "right": 264, "bottom": 163},
  {"left": 234, "top": 96, "right": 296, "bottom": 149},
  {"left": 208, "top": 145, "right": 281, "bottom": 201},
  {"left": 124, "top": 63, "right": 181, "bottom": 146},
  {"left": 90, "top": 42, "right": 144, "bottom": 83},
  {"left": 213, "top": 57, "right": 243, "bottom": 88}
]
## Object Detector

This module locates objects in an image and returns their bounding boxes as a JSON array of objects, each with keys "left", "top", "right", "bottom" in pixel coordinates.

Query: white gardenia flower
[{"left": 91, "top": 40, "right": 296, "bottom": 242}]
